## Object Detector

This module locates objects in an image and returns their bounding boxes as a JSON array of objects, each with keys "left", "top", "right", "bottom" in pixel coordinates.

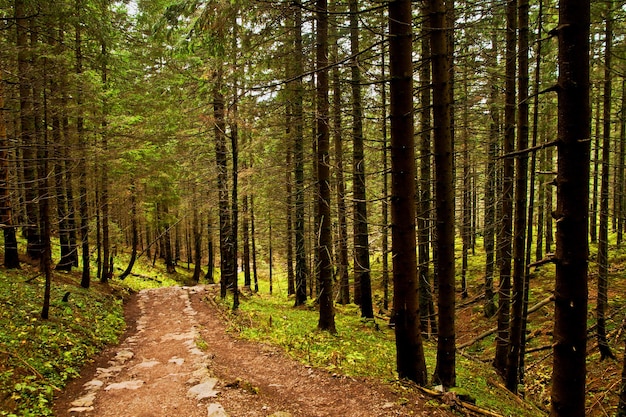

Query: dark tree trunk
[
  {"left": 205, "top": 216, "right": 215, "bottom": 284},
  {"left": 100, "top": 41, "right": 111, "bottom": 284},
  {"left": 250, "top": 197, "right": 259, "bottom": 292},
  {"left": 483, "top": 21, "right": 499, "bottom": 319},
  {"left": 332, "top": 24, "right": 350, "bottom": 305},
  {"left": 596, "top": 3, "right": 615, "bottom": 362},
  {"left": 418, "top": 0, "right": 436, "bottom": 340},
  {"left": 495, "top": 0, "right": 517, "bottom": 376},
  {"left": 430, "top": 0, "right": 456, "bottom": 389},
  {"left": 380, "top": 22, "right": 390, "bottom": 312},
  {"left": 215, "top": 68, "right": 233, "bottom": 298},
  {"left": 293, "top": 2, "right": 308, "bottom": 307},
  {"left": 389, "top": 0, "right": 428, "bottom": 386},
  {"left": 519, "top": 0, "right": 544, "bottom": 383},
  {"left": 40, "top": 128, "right": 52, "bottom": 320},
  {"left": 617, "top": 80, "right": 626, "bottom": 247},
  {"left": 163, "top": 205, "right": 176, "bottom": 274},
  {"left": 15, "top": 0, "right": 41, "bottom": 261},
  {"left": 285, "top": 109, "right": 295, "bottom": 295},
  {"left": 76, "top": 0, "right": 90, "bottom": 289},
  {"left": 230, "top": 23, "right": 240, "bottom": 310},
  {"left": 119, "top": 183, "right": 138, "bottom": 280},
  {"left": 0, "top": 72, "right": 19, "bottom": 269},
  {"left": 191, "top": 192, "right": 203, "bottom": 283},
  {"left": 461, "top": 62, "right": 470, "bottom": 301},
  {"left": 316, "top": 0, "right": 335, "bottom": 333},
  {"left": 49, "top": 38, "right": 72, "bottom": 272},
  {"left": 242, "top": 194, "right": 251, "bottom": 289},
  {"left": 350, "top": 0, "right": 373, "bottom": 319},
  {"left": 506, "top": 0, "right": 530, "bottom": 393},
  {"left": 590, "top": 92, "right": 601, "bottom": 244},
  {"left": 550, "top": 0, "right": 591, "bottom": 414}
]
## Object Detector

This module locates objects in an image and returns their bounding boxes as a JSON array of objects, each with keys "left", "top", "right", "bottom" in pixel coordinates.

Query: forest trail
[{"left": 53, "top": 285, "right": 453, "bottom": 417}]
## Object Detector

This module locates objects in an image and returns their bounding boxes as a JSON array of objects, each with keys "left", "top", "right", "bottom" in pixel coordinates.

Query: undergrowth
[{"left": 0, "top": 268, "right": 124, "bottom": 416}]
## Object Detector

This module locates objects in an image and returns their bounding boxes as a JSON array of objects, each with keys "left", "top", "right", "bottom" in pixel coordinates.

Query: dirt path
[{"left": 54, "top": 285, "right": 453, "bottom": 417}]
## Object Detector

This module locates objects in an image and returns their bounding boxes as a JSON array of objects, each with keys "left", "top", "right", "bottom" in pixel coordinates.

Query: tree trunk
[
  {"left": 15, "top": 0, "right": 41, "bottom": 260},
  {"left": 350, "top": 0, "right": 373, "bottom": 319},
  {"left": 389, "top": 0, "right": 428, "bottom": 385},
  {"left": 316, "top": 0, "right": 335, "bottom": 333},
  {"left": 494, "top": 0, "right": 517, "bottom": 376},
  {"left": 215, "top": 67, "right": 232, "bottom": 298},
  {"left": 590, "top": 92, "right": 601, "bottom": 244},
  {"left": 381, "top": 21, "right": 390, "bottom": 312},
  {"left": 550, "top": 0, "right": 591, "bottom": 414},
  {"left": 0, "top": 71, "right": 19, "bottom": 269},
  {"left": 505, "top": 0, "right": 530, "bottom": 393},
  {"left": 205, "top": 216, "right": 215, "bottom": 284},
  {"left": 519, "top": 0, "right": 545, "bottom": 384},
  {"left": 285, "top": 103, "right": 295, "bottom": 295},
  {"left": 332, "top": 22, "right": 350, "bottom": 306},
  {"left": 242, "top": 194, "right": 251, "bottom": 289},
  {"left": 191, "top": 189, "right": 203, "bottom": 283},
  {"left": 76, "top": 0, "right": 90, "bottom": 289},
  {"left": 250, "top": 197, "right": 259, "bottom": 292},
  {"left": 596, "top": 2, "right": 615, "bottom": 361},
  {"left": 483, "top": 19, "right": 499, "bottom": 319},
  {"left": 430, "top": 0, "right": 456, "bottom": 389},
  {"left": 119, "top": 183, "right": 138, "bottom": 280},
  {"left": 616, "top": 79, "right": 626, "bottom": 247},
  {"left": 293, "top": 2, "right": 308, "bottom": 307}
]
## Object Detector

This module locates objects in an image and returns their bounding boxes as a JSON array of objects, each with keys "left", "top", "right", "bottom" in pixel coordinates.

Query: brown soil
[{"left": 53, "top": 285, "right": 457, "bottom": 417}]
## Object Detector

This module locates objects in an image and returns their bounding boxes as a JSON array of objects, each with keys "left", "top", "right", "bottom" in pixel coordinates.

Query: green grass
[{"left": 0, "top": 268, "right": 125, "bottom": 416}]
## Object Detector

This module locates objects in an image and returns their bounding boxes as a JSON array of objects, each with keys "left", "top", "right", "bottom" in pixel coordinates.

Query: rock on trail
[{"left": 65, "top": 286, "right": 227, "bottom": 417}]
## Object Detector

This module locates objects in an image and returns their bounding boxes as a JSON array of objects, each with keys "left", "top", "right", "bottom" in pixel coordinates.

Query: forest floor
[{"left": 52, "top": 284, "right": 458, "bottom": 417}]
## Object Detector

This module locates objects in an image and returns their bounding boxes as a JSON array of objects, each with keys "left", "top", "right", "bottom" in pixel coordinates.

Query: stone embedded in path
[
  {"left": 83, "top": 379, "right": 104, "bottom": 390},
  {"left": 169, "top": 357, "right": 185, "bottom": 365},
  {"left": 134, "top": 359, "right": 160, "bottom": 369},
  {"left": 95, "top": 365, "right": 124, "bottom": 379},
  {"left": 207, "top": 403, "right": 228, "bottom": 417},
  {"left": 67, "top": 406, "right": 95, "bottom": 413},
  {"left": 188, "top": 378, "right": 219, "bottom": 400},
  {"left": 71, "top": 392, "right": 96, "bottom": 407},
  {"left": 105, "top": 380, "right": 145, "bottom": 390},
  {"left": 110, "top": 349, "right": 134, "bottom": 365}
]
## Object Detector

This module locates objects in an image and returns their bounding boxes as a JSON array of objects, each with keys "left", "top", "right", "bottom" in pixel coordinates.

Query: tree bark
[
  {"left": 0, "top": 70, "right": 19, "bottom": 269},
  {"left": 331, "top": 25, "right": 350, "bottom": 305},
  {"left": 550, "top": 0, "right": 591, "bottom": 414},
  {"left": 430, "top": 0, "right": 456, "bottom": 389},
  {"left": 494, "top": 0, "right": 517, "bottom": 376},
  {"left": 596, "top": 2, "right": 615, "bottom": 361},
  {"left": 75, "top": 0, "right": 90, "bottom": 289},
  {"left": 293, "top": 2, "right": 308, "bottom": 307},
  {"left": 389, "top": 0, "right": 428, "bottom": 385},
  {"left": 418, "top": 1, "right": 436, "bottom": 336},
  {"left": 316, "top": 0, "right": 335, "bottom": 333},
  {"left": 506, "top": 0, "right": 530, "bottom": 392},
  {"left": 349, "top": 0, "right": 373, "bottom": 319}
]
